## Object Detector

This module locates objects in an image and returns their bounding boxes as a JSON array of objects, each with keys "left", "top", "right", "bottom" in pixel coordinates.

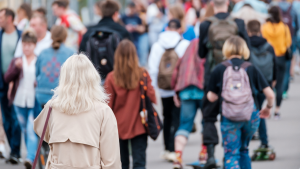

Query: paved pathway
[{"left": 1, "top": 77, "right": 300, "bottom": 169}]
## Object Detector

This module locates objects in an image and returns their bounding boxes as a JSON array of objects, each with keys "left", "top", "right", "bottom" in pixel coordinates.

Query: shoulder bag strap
[{"left": 32, "top": 106, "right": 53, "bottom": 169}]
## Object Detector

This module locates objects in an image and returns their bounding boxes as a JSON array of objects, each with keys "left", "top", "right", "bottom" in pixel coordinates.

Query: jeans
[
  {"left": 137, "top": 33, "right": 149, "bottom": 67},
  {"left": 283, "top": 60, "right": 291, "bottom": 93},
  {"left": 175, "top": 99, "right": 203, "bottom": 138},
  {"left": 221, "top": 109, "right": 260, "bottom": 169},
  {"left": 0, "top": 83, "right": 21, "bottom": 157},
  {"left": 275, "top": 57, "right": 286, "bottom": 107},
  {"left": 162, "top": 97, "right": 180, "bottom": 152},
  {"left": 14, "top": 106, "right": 38, "bottom": 162},
  {"left": 256, "top": 93, "right": 268, "bottom": 146},
  {"left": 119, "top": 134, "right": 148, "bottom": 169}
]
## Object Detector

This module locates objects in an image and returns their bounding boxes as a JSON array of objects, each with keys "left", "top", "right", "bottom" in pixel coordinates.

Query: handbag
[
  {"left": 32, "top": 106, "right": 53, "bottom": 169},
  {"left": 139, "top": 71, "right": 163, "bottom": 140}
]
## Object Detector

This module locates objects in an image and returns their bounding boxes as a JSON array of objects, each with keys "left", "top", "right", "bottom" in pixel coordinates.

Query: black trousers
[
  {"left": 119, "top": 134, "right": 148, "bottom": 169},
  {"left": 162, "top": 97, "right": 180, "bottom": 152},
  {"left": 275, "top": 56, "right": 286, "bottom": 107}
]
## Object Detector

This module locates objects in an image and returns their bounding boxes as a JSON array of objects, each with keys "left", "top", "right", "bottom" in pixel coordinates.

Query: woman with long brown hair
[{"left": 105, "top": 40, "right": 156, "bottom": 169}]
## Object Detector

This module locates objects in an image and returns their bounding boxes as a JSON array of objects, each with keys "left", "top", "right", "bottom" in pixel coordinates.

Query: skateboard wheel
[{"left": 269, "top": 153, "right": 276, "bottom": 160}]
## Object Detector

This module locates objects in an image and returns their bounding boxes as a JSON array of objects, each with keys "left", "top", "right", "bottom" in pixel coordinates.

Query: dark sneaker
[
  {"left": 24, "top": 160, "right": 32, "bottom": 169},
  {"left": 274, "top": 113, "right": 280, "bottom": 120},
  {"left": 259, "top": 144, "right": 269, "bottom": 149},
  {"left": 8, "top": 155, "right": 19, "bottom": 164}
]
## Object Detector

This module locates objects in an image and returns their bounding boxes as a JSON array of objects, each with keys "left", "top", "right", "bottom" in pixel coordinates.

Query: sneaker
[
  {"left": 0, "top": 143, "right": 5, "bottom": 159},
  {"left": 8, "top": 154, "right": 19, "bottom": 164},
  {"left": 173, "top": 152, "right": 183, "bottom": 169},
  {"left": 161, "top": 150, "right": 170, "bottom": 160},
  {"left": 199, "top": 145, "right": 207, "bottom": 164},
  {"left": 274, "top": 113, "right": 280, "bottom": 120},
  {"left": 282, "top": 92, "right": 288, "bottom": 100},
  {"left": 258, "top": 144, "right": 269, "bottom": 149},
  {"left": 167, "top": 152, "right": 177, "bottom": 162},
  {"left": 24, "top": 160, "right": 32, "bottom": 169}
]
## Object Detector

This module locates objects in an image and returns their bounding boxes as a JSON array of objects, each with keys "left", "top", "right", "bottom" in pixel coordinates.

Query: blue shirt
[
  {"left": 162, "top": 24, "right": 196, "bottom": 41},
  {"left": 121, "top": 14, "right": 142, "bottom": 43},
  {"left": 35, "top": 44, "right": 74, "bottom": 104},
  {"left": 179, "top": 86, "right": 204, "bottom": 100}
]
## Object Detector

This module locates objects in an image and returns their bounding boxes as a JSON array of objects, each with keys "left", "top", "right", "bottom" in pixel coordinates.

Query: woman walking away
[
  {"left": 34, "top": 54, "right": 121, "bottom": 169},
  {"left": 206, "top": 36, "right": 275, "bottom": 169},
  {"left": 261, "top": 6, "right": 292, "bottom": 120},
  {"left": 5, "top": 29, "right": 38, "bottom": 169},
  {"left": 35, "top": 25, "right": 74, "bottom": 106},
  {"left": 105, "top": 40, "right": 156, "bottom": 169},
  {"left": 15, "top": 3, "right": 32, "bottom": 30}
]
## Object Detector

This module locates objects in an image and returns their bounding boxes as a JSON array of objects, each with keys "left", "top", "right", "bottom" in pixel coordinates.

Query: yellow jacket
[{"left": 261, "top": 21, "right": 292, "bottom": 57}]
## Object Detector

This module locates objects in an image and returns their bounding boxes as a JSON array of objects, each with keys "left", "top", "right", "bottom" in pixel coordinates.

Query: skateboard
[
  {"left": 251, "top": 147, "right": 276, "bottom": 161},
  {"left": 187, "top": 160, "right": 221, "bottom": 169}
]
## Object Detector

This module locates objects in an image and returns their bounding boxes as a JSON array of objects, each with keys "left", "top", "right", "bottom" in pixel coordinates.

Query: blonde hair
[
  {"left": 51, "top": 54, "right": 108, "bottom": 115},
  {"left": 222, "top": 36, "right": 250, "bottom": 60}
]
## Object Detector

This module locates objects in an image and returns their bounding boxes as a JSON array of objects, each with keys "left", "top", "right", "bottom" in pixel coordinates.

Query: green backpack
[{"left": 206, "top": 16, "right": 238, "bottom": 71}]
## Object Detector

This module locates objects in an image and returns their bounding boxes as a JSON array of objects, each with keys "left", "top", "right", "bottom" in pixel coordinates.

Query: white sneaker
[
  {"left": 167, "top": 152, "right": 177, "bottom": 162},
  {"left": 161, "top": 150, "right": 170, "bottom": 160},
  {"left": 0, "top": 143, "right": 6, "bottom": 159}
]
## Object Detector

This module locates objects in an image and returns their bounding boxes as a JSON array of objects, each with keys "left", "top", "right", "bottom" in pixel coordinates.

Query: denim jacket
[{"left": 35, "top": 44, "right": 74, "bottom": 105}]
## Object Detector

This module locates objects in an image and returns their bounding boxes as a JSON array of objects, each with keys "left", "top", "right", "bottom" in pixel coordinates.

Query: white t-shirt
[
  {"left": 14, "top": 31, "right": 52, "bottom": 58},
  {"left": 14, "top": 55, "right": 37, "bottom": 108}
]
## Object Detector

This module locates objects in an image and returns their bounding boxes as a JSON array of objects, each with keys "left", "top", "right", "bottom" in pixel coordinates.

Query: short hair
[
  {"left": 31, "top": 13, "right": 47, "bottom": 24},
  {"left": 100, "top": 0, "right": 120, "bottom": 17},
  {"left": 18, "top": 3, "right": 32, "bottom": 19},
  {"left": 35, "top": 7, "right": 47, "bottom": 16},
  {"left": 51, "top": 25, "right": 67, "bottom": 50},
  {"left": 22, "top": 29, "right": 37, "bottom": 44},
  {"left": 52, "top": 0, "right": 69, "bottom": 8},
  {"left": 168, "top": 19, "right": 181, "bottom": 30},
  {"left": 0, "top": 8, "right": 15, "bottom": 21},
  {"left": 222, "top": 36, "right": 250, "bottom": 60},
  {"left": 247, "top": 20, "right": 261, "bottom": 35},
  {"left": 212, "top": 0, "right": 227, "bottom": 8}
]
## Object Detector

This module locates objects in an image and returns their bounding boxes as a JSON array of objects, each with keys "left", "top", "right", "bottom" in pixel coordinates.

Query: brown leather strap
[{"left": 32, "top": 107, "right": 52, "bottom": 169}]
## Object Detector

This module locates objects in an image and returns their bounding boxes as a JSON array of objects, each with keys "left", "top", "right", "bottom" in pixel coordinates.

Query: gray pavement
[{"left": 1, "top": 77, "right": 300, "bottom": 169}]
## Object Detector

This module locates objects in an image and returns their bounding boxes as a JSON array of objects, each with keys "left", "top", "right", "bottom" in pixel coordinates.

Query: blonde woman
[
  {"left": 206, "top": 36, "right": 274, "bottom": 169},
  {"left": 34, "top": 54, "right": 121, "bottom": 169}
]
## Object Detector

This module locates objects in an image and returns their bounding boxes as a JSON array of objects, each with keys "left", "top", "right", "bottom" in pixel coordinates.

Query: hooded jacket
[
  {"left": 261, "top": 21, "right": 292, "bottom": 57},
  {"left": 148, "top": 31, "right": 190, "bottom": 98}
]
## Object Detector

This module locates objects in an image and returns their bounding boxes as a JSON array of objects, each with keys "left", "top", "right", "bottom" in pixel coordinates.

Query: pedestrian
[
  {"left": 171, "top": 38, "right": 206, "bottom": 168},
  {"left": 164, "top": 4, "right": 196, "bottom": 41},
  {"left": 35, "top": 25, "right": 74, "bottom": 107},
  {"left": 149, "top": 19, "right": 190, "bottom": 162},
  {"left": 122, "top": 2, "right": 145, "bottom": 49},
  {"left": 231, "top": 4, "right": 268, "bottom": 26},
  {"left": 15, "top": 14, "right": 52, "bottom": 57},
  {"left": 105, "top": 40, "right": 156, "bottom": 169},
  {"left": 52, "top": 0, "right": 87, "bottom": 52},
  {"left": 92, "top": 1, "right": 102, "bottom": 24},
  {"left": 147, "top": 0, "right": 167, "bottom": 46},
  {"left": 232, "top": 0, "right": 268, "bottom": 14},
  {"left": 247, "top": 19, "right": 276, "bottom": 152},
  {"left": 33, "top": 7, "right": 47, "bottom": 17},
  {"left": 34, "top": 54, "right": 121, "bottom": 169},
  {"left": 0, "top": 8, "right": 22, "bottom": 164},
  {"left": 15, "top": 3, "right": 32, "bottom": 31},
  {"left": 206, "top": 36, "right": 274, "bottom": 169},
  {"left": 261, "top": 6, "right": 292, "bottom": 119},
  {"left": 4, "top": 29, "right": 38, "bottom": 169},
  {"left": 198, "top": 0, "right": 250, "bottom": 167}
]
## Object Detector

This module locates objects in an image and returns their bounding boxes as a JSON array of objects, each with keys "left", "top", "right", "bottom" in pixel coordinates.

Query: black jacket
[
  {"left": 249, "top": 35, "right": 277, "bottom": 84},
  {"left": 198, "top": 13, "right": 251, "bottom": 59},
  {"left": 79, "top": 17, "right": 132, "bottom": 52}
]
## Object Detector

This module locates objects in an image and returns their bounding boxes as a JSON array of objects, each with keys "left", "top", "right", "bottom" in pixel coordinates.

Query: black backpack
[
  {"left": 86, "top": 28, "right": 120, "bottom": 79},
  {"left": 250, "top": 43, "right": 274, "bottom": 82}
]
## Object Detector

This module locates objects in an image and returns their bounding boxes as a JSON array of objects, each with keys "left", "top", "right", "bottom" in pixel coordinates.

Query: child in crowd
[{"left": 206, "top": 36, "right": 274, "bottom": 169}]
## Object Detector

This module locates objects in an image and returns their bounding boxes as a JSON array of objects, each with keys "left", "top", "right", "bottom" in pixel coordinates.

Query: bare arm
[{"left": 260, "top": 87, "right": 275, "bottom": 118}]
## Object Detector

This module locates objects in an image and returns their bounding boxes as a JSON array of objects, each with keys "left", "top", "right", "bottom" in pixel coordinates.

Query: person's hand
[
  {"left": 173, "top": 95, "right": 181, "bottom": 108},
  {"left": 259, "top": 107, "right": 271, "bottom": 119},
  {"left": 7, "top": 82, "right": 13, "bottom": 100},
  {"left": 272, "top": 80, "right": 276, "bottom": 88},
  {"left": 125, "top": 25, "right": 134, "bottom": 32},
  {"left": 15, "top": 58, "right": 22, "bottom": 69}
]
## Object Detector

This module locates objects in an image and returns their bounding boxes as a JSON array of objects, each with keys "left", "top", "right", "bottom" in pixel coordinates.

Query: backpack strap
[
  {"left": 165, "top": 39, "right": 182, "bottom": 50},
  {"left": 206, "top": 16, "right": 219, "bottom": 23},
  {"left": 222, "top": 60, "right": 232, "bottom": 67},
  {"left": 240, "top": 61, "right": 252, "bottom": 70}
]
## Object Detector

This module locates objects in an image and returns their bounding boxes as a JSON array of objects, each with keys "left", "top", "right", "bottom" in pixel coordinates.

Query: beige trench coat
[{"left": 34, "top": 101, "right": 121, "bottom": 169}]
